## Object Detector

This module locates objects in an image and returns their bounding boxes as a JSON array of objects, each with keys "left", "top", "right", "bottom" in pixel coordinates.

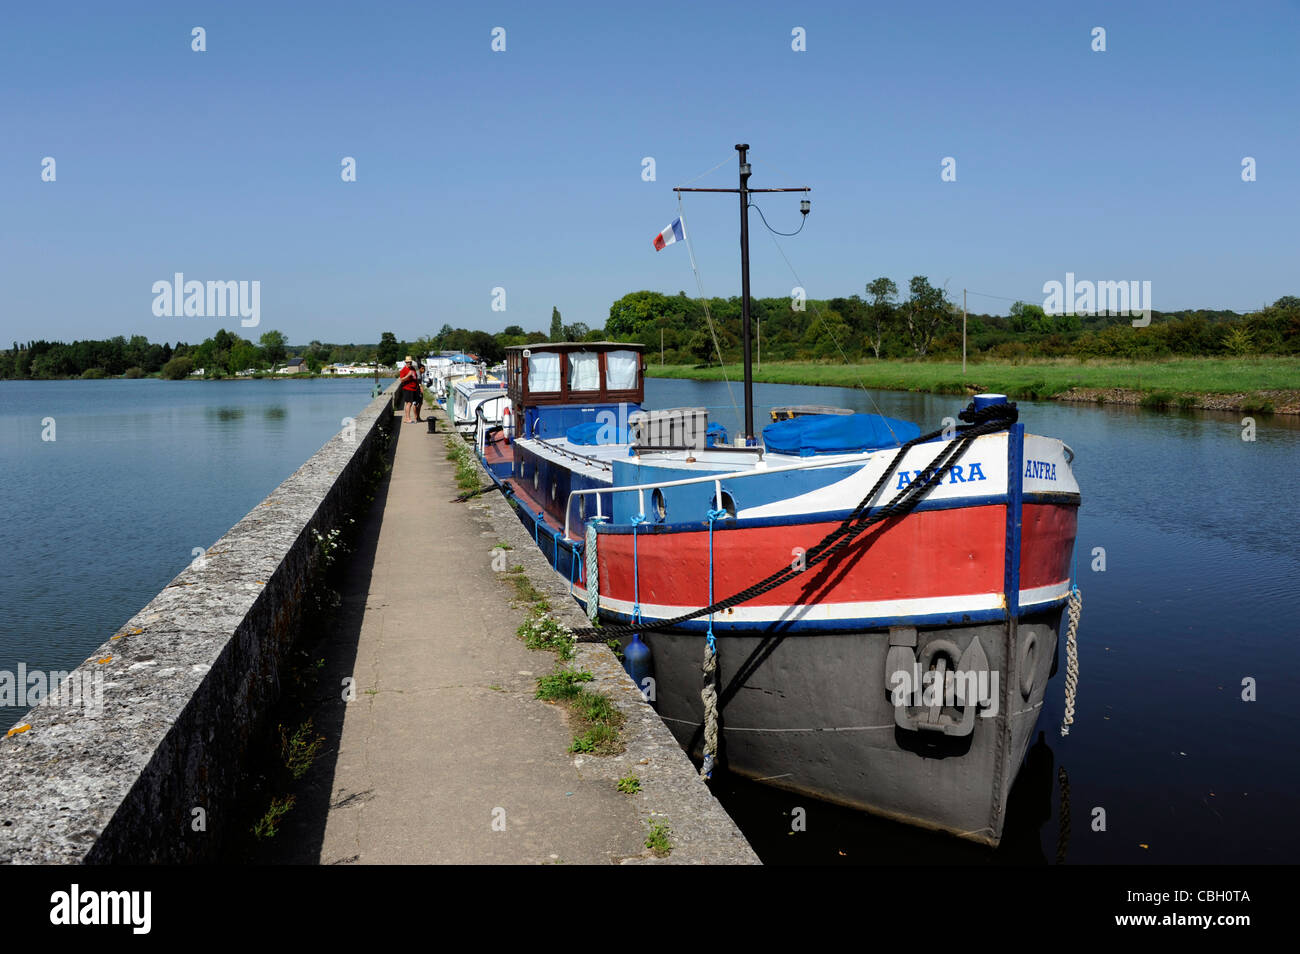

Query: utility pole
[
  {"left": 962, "top": 288, "right": 967, "bottom": 380},
  {"left": 660, "top": 327, "right": 664, "bottom": 365},
  {"left": 675, "top": 145, "right": 808, "bottom": 441}
]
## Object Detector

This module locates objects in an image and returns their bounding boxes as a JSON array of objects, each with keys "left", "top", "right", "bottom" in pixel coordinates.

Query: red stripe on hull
[
  {"left": 599, "top": 505, "right": 1011, "bottom": 608},
  {"left": 1019, "top": 502, "right": 1078, "bottom": 590}
]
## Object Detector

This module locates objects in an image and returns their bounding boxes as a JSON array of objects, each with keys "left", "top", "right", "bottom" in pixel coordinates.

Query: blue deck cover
[
  {"left": 566, "top": 420, "right": 631, "bottom": 445},
  {"left": 762, "top": 413, "right": 919, "bottom": 457}
]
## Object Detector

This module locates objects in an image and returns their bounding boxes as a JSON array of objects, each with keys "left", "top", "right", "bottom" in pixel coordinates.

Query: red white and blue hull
[{"left": 483, "top": 413, "right": 1079, "bottom": 845}]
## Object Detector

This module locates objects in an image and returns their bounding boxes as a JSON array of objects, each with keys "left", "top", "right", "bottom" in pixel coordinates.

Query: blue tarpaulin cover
[
  {"left": 566, "top": 421, "right": 631, "bottom": 445},
  {"left": 762, "top": 413, "right": 919, "bottom": 457}
]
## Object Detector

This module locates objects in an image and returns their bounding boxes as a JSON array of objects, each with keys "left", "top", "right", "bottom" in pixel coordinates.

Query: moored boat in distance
[{"left": 473, "top": 339, "right": 1080, "bottom": 845}]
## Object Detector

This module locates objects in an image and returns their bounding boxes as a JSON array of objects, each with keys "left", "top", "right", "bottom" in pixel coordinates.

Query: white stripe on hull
[{"left": 592, "top": 580, "right": 1072, "bottom": 624}]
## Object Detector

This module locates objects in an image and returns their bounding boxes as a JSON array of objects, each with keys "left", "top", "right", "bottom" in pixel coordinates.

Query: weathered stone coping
[{"left": 0, "top": 386, "right": 398, "bottom": 863}]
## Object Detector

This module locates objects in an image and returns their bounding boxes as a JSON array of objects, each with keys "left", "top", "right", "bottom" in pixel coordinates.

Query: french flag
[{"left": 652, "top": 217, "right": 684, "bottom": 251}]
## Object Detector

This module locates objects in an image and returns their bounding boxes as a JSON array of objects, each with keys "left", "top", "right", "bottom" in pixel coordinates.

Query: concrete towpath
[{"left": 269, "top": 406, "right": 758, "bottom": 864}]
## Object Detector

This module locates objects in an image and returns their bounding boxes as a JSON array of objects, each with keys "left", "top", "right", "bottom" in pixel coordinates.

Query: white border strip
[{"left": 594, "top": 580, "right": 1072, "bottom": 624}]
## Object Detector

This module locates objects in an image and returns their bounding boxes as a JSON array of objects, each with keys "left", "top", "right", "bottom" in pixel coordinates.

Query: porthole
[
  {"left": 652, "top": 488, "right": 666, "bottom": 522},
  {"left": 579, "top": 495, "right": 586, "bottom": 520},
  {"left": 551, "top": 481, "right": 558, "bottom": 502},
  {"left": 533, "top": 469, "right": 539, "bottom": 492},
  {"left": 711, "top": 491, "right": 737, "bottom": 518}
]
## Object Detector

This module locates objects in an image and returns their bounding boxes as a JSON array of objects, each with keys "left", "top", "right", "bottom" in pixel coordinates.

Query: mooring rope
[
  {"left": 699, "top": 507, "right": 727, "bottom": 779},
  {"left": 584, "top": 518, "right": 603, "bottom": 622},
  {"left": 575, "top": 400, "right": 1019, "bottom": 642},
  {"left": 1059, "top": 584, "right": 1082, "bottom": 736},
  {"left": 630, "top": 513, "right": 647, "bottom": 625}
]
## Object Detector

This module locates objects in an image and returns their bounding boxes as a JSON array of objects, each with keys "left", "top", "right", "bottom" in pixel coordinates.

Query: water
[
  {"left": 3, "top": 375, "right": 1294, "bottom": 863},
  {"left": 646, "top": 377, "right": 1300, "bottom": 864},
  {"left": 0, "top": 379, "right": 375, "bottom": 729}
]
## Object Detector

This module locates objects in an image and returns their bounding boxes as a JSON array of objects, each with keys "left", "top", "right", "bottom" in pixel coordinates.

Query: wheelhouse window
[
  {"left": 568, "top": 351, "right": 599, "bottom": 391},
  {"left": 527, "top": 352, "right": 561, "bottom": 392},
  {"left": 606, "top": 350, "right": 639, "bottom": 390}
]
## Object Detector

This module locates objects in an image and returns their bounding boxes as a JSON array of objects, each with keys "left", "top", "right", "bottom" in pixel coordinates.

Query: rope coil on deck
[{"left": 574, "top": 400, "right": 1020, "bottom": 642}]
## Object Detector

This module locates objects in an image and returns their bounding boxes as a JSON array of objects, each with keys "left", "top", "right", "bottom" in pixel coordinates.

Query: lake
[
  {"left": 0, "top": 378, "right": 376, "bottom": 729},
  {"left": 645, "top": 376, "right": 1300, "bottom": 864}
]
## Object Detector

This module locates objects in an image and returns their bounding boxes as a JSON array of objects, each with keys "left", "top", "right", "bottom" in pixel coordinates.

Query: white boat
[{"left": 451, "top": 377, "right": 508, "bottom": 438}]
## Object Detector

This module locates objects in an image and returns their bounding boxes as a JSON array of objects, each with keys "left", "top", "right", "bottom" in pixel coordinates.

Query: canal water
[
  {"left": 3, "top": 375, "right": 1294, "bottom": 864},
  {"left": 645, "top": 377, "right": 1300, "bottom": 865},
  {"left": 0, "top": 378, "right": 376, "bottom": 730}
]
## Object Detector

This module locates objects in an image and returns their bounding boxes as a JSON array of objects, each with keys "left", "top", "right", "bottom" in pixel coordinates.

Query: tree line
[
  {"left": 0, "top": 330, "right": 403, "bottom": 380},
  {"left": 597, "top": 285, "right": 1300, "bottom": 365},
  {"left": 4, "top": 284, "right": 1296, "bottom": 380}
]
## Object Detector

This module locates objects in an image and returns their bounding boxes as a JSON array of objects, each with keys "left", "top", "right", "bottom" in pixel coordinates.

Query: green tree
[
  {"left": 550, "top": 307, "right": 563, "bottom": 342},
  {"left": 1223, "top": 325, "right": 1255, "bottom": 355},
  {"left": 259, "top": 330, "right": 287, "bottom": 367},
  {"left": 162, "top": 356, "right": 194, "bottom": 379},
  {"left": 1009, "top": 301, "right": 1050, "bottom": 333},
  {"left": 231, "top": 341, "right": 261, "bottom": 373},
  {"left": 376, "top": 331, "right": 401, "bottom": 366},
  {"left": 688, "top": 330, "right": 714, "bottom": 365},
  {"left": 607, "top": 290, "right": 676, "bottom": 338},
  {"left": 902, "top": 277, "right": 953, "bottom": 357},
  {"left": 864, "top": 277, "right": 898, "bottom": 359}
]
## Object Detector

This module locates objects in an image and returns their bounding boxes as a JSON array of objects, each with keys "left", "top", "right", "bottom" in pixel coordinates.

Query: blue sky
[{"left": 2, "top": 0, "right": 1297, "bottom": 345}]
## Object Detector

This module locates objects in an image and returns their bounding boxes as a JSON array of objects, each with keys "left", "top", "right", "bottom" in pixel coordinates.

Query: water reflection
[
  {"left": 0, "top": 379, "right": 372, "bottom": 733},
  {"left": 710, "top": 731, "right": 1065, "bottom": 865}
]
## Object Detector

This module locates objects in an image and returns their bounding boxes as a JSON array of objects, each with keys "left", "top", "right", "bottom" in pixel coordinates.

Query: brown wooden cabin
[{"left": 504, "top": 342, "right": 646, "bottom": 419}]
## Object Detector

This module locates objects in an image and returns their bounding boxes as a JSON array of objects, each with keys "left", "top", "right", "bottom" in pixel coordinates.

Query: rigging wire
[
  {"left": 677, "top": 192, "right": 742, "bottom": 427},
  {"left": 965, "top": 289, "right": 1042, "bottom": 304},
  {"left": 749, "top": 199, "right": 808, "bottom": 237},
  {"left": 676, "top": 154, "right": 735, "bottom": 188},
  {"left": 758, "top": 223, "right": 902, "bottom": 445}
]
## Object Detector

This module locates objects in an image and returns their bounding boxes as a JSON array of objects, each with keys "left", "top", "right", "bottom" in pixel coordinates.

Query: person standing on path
[{"left": 398, "top": 356, "right": 421, "bottom": 423}]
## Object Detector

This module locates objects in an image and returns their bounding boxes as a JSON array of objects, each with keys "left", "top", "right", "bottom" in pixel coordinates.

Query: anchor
[{"left": 885, "top": 626, "right": 994, "bottom": 737}]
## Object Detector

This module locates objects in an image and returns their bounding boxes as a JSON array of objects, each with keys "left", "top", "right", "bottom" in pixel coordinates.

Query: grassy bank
[{"left": 647, "top": 357, "right": 1300, "bottom": 414}]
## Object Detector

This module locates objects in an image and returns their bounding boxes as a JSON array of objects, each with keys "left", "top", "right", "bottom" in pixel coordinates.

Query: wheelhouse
[{"left": 504, "top": 342, "right": 645, "bottom": 440}]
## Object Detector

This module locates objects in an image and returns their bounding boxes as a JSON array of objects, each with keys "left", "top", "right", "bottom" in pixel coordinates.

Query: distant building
[{"left": 283, "top": 357, "right": 306, "bottom": 373}]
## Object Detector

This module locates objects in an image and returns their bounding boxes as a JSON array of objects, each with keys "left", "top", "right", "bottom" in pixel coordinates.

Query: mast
[
  {"left": 675, "top": 146, "right": 808, "bottom": 442},
  {"left": 737, "top": 144, "right": 754, "bottom": 440}
]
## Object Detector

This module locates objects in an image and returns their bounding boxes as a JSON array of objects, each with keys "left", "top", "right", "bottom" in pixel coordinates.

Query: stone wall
[{"left": 0, "top": 386, "right": 397, "bottom": 863}]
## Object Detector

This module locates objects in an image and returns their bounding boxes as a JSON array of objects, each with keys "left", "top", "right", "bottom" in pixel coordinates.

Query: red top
[{"left": 400, "top": 365, "right": 419, "bottom": 391}]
